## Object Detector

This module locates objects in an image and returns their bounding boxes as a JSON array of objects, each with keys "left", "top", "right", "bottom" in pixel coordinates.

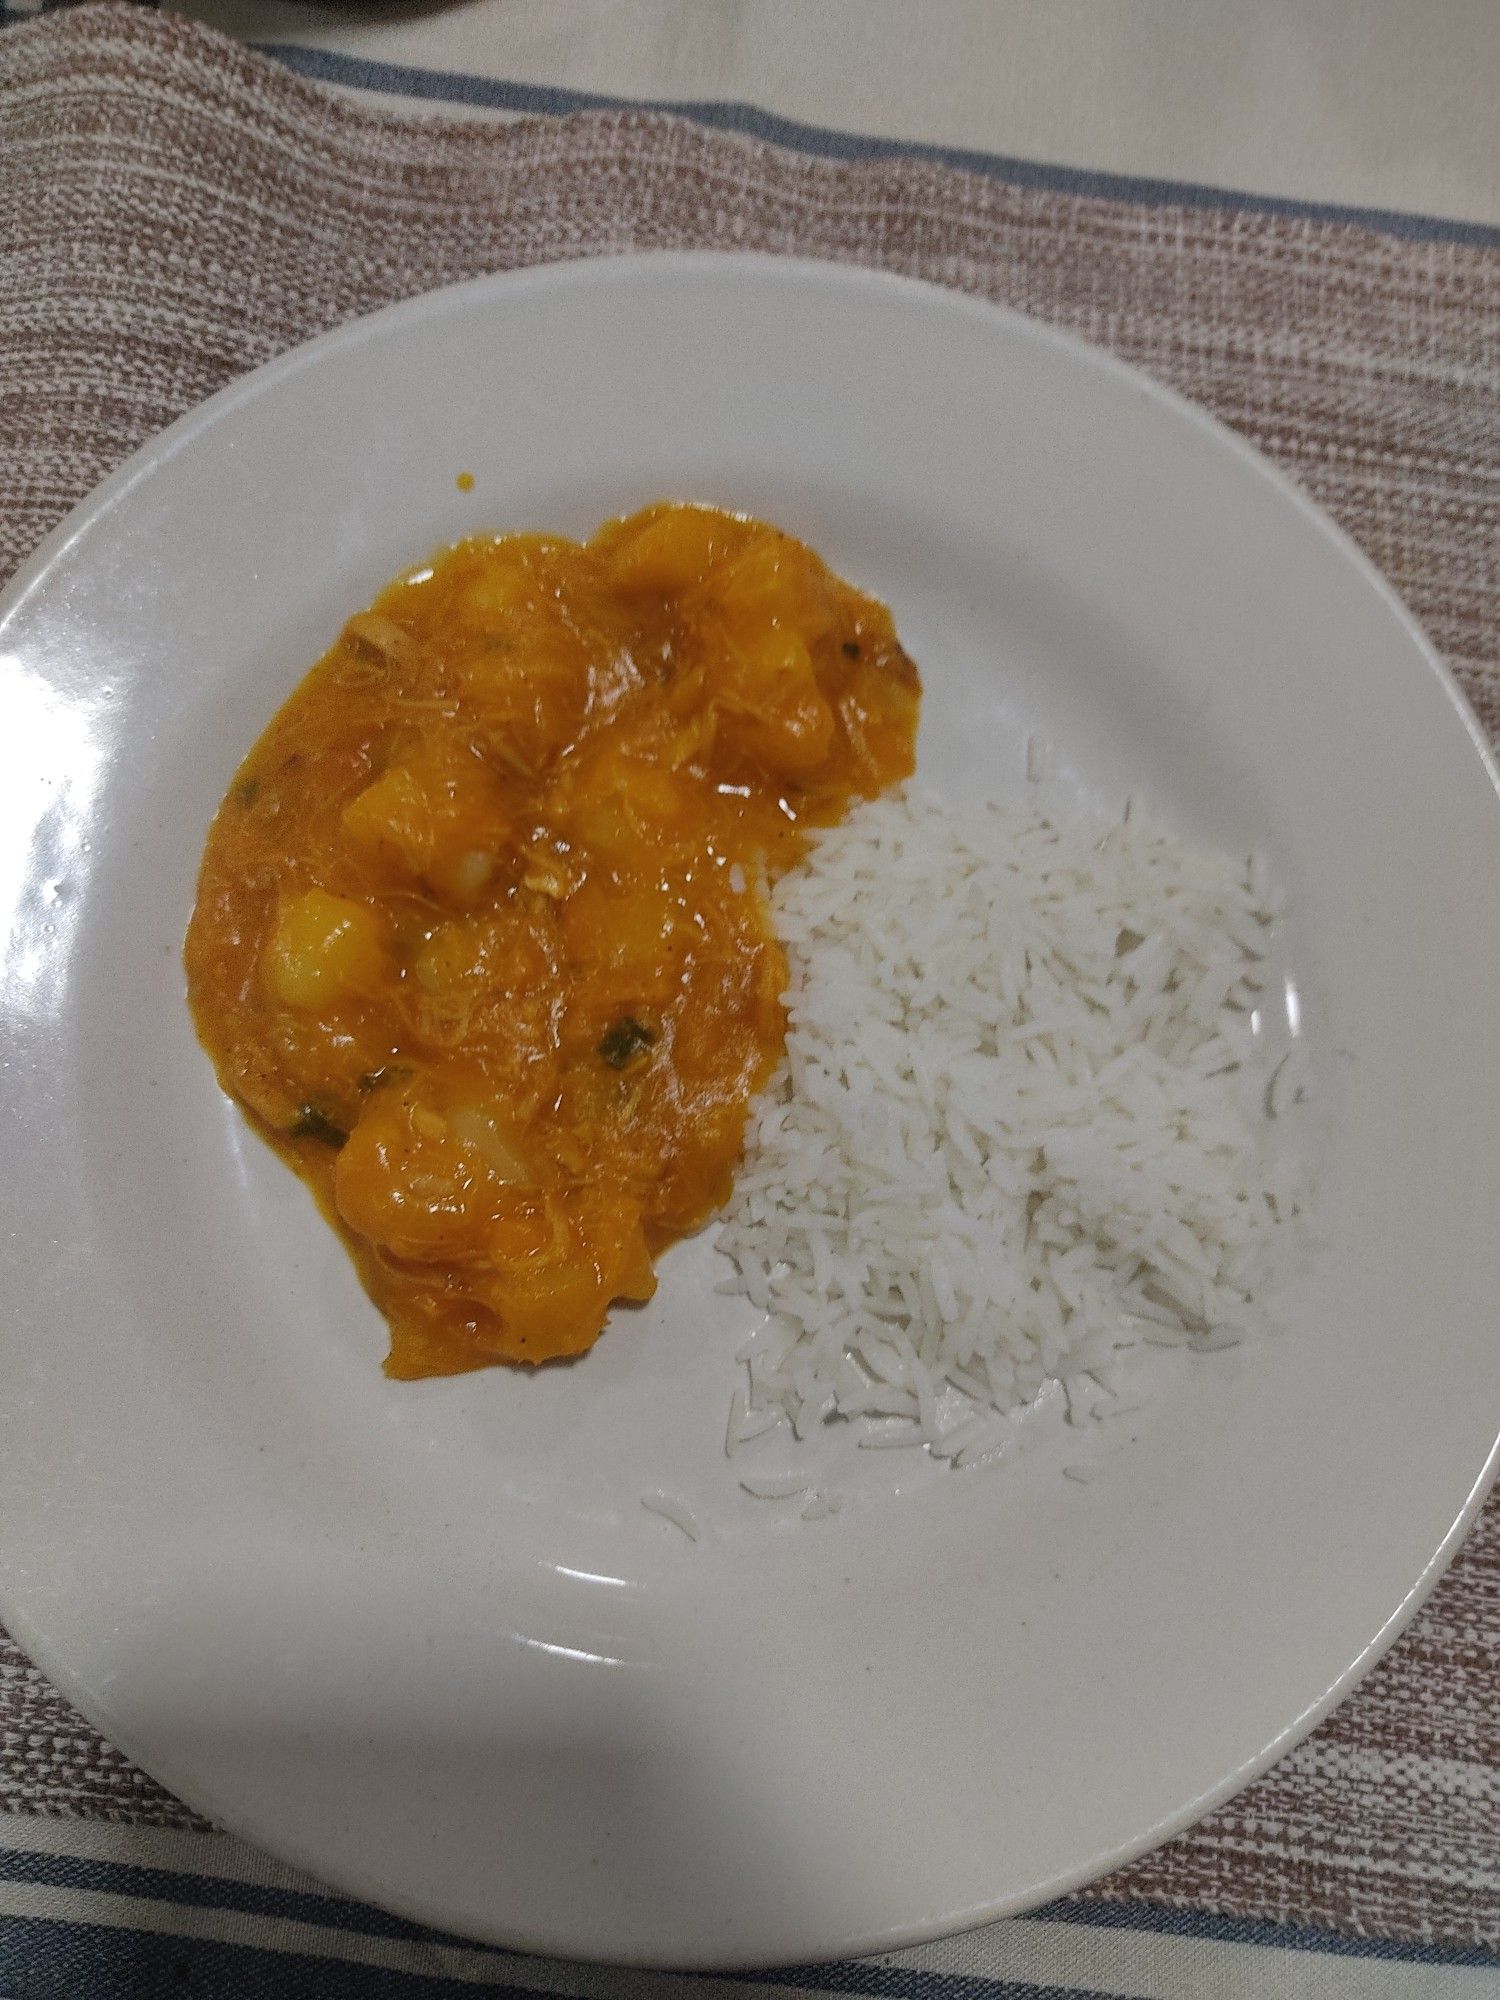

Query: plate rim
[{"left": 2, "top": 248, "right": 1499, "bottom": 1967}]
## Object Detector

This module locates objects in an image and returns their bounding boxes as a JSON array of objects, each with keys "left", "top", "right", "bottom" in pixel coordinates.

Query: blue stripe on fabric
[
  {"left": 0, "top": 1851, "right": 1108, "bottom": 1999},
  {"left": 737, "top": 1941, "right": 1487, "bottom": 2000},
  {"left": 0, "top": 1913, "right": 1122, "bottom": 2000},
  {"left": 0, "top": 0, "right": 73, "bottom": 22},
  {"left": 0, "top": 1914, "right": 538, "bottom": 2000},
  {"left": 1038, "top": 1897, "right": 1500, "bottom": 1969},
  {"left": 254, "top": 41, "right": 1500, "bottom": 252},
  {"left": 0, "top": 1845, "right": 491, "bottom": 1955},
  {"left": 2, "top": 1843, "right": 1497, "bottom": 1979},
  {"left": 737, "top": 1966, "right": 1118, "bottom": 1999}
]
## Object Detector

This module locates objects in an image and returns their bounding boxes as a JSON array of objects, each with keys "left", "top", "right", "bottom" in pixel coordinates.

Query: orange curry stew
[{"left": 185, "top": 505, "right": 920, "bottom": 1376}]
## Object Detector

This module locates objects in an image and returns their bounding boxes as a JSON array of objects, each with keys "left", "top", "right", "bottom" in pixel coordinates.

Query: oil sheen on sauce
[{"left": 185, "top": 504, "right": 920, "bottom": 1376}]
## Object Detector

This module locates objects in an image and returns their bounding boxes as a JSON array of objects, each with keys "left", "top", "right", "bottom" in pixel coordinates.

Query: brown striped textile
[{"left": 2, "top": 0, "right": 1497, "bottom": 1952}]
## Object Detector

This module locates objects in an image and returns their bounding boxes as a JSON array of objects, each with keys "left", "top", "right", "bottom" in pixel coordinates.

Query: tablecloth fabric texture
[{"left": 1, "top": 4, "right": 1497, "bottom": 1994}]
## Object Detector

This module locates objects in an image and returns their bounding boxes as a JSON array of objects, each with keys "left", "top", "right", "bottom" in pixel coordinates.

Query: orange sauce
[{"left": 185, "top": 504, "right": 919, "bottom": 1376}]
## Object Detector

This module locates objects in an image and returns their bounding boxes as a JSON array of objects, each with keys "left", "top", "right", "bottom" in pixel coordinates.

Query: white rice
[
  {"left": 717, "top": 786, "right": 1303, "bottom": 1461},
  {"left": 738, "top": 1470, "right": 817, "bottom": 1500},
  {"left": 640, "top": 1490, "right": 701, "bottom": 1540}
]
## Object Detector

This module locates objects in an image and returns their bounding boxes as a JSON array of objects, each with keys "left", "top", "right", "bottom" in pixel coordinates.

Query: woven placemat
[{"left": 3, "top": 0, "right": 1497, "bottom": 1950}]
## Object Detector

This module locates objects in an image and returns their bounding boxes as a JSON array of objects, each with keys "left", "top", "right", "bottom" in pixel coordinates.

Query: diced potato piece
[
  {"left": 477, "top": 1188, "right": 656, "bottom": 1361},
  {"left": 443, "top": 1101, "right": 534, "bottom": 1183},
  {"left": 559, "top": 875, "right": 680, "bottom": 989},
  {"left": 264, "top": 889, "right": 386, "bottom": 1009},
  {"left": 446, "top": 537, "right": 561, "bottom": 626},
  {"left": 690, "top": 534, "right": 840, "bottom": 778},
  {"left": 701, "top": 534, "right": 836, "bottom": 646},
  {"left": 602, "top": 505, "right": 741, "bottom": 597},
  {"left": 558, "top": 752, "right": 694, "bottom": 866},
  {"left": 342, "top": 745, "right": 509, "bottom": 904},
  {"left": 404, "top": 909, "right": 563, "bottom": 1062},
  {"left": 618, "top": 764, "right": 694, "bottom": 836},
  {"left": 460, "top": 629, "right": 593, "bottom": 771},
  {"left": 835, "top": 673, "right": 921, "bottom": 790},
  {"left": 448, "top": 848, "right": 495, "bottom": 903},
  {"left": 452, "top": 566, "right": 534, "bottom": 624},
  {"left": 564, "top": 789, "right": 633, "bottom": 864},
  {"left": 334, "top": 1090, "right": 499, "bottom": 1261},
  {"left": 410, "top": 908, "right": 555, "bottom": 1001},
  {"left": 715, "top": 627, "right": 835, "bottom": 777},
  {"left": 342, "top": 763, "right": 427, "bottom": 863}
]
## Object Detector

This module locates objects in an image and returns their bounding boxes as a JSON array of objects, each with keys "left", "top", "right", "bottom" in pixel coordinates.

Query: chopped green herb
[
  {"left": 598, "top": 1017, "right": 656, "bottom": 1069},
  {"left": 290, "top": 1104, "right": 348, "bottom": 1149},
  {"left": 234, "top": 776, "right": 261, "bottom": 807}
]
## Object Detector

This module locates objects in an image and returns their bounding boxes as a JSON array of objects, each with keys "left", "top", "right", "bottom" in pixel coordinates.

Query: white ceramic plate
[{"left": 2, "top": 254, "right": 1498, "bottom": 1968}]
